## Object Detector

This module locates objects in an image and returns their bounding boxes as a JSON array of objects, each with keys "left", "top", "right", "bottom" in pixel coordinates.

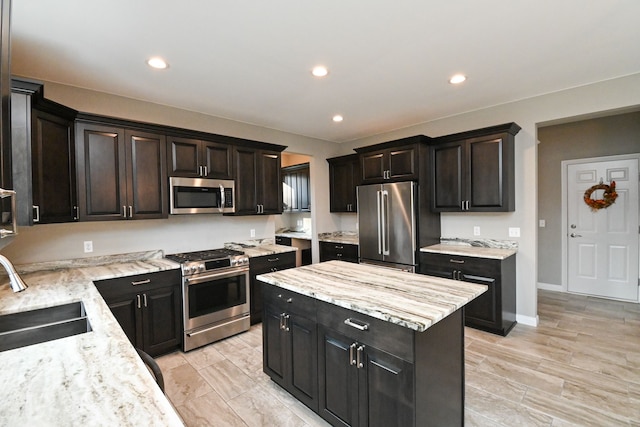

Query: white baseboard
[
  {"left": 516, "top": 314, "right": 538, "bottom": 327},
  {"left": 537, "top": 282, "right": 564, "bottom": 292}
]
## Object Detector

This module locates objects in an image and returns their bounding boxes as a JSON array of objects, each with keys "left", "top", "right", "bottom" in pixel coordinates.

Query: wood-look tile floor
[{"left": 156, "top": 290, "right": 640, "bottom": 426}]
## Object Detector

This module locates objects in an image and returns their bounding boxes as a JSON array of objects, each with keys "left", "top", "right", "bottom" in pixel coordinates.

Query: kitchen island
[{"left": 257, "top": 260, "right": 487, "bottom": 427}]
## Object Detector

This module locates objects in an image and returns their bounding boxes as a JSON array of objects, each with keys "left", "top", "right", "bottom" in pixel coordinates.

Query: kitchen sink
[{"left": 0, "top": 301, "right": 92, "bottom": 352}]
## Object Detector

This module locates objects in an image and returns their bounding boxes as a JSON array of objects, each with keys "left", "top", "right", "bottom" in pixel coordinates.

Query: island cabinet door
[
  {"left": 358, "top": 346, "right": 414, "bottom": 427},
  {"left": 263, "top": 298, "right": 319, "bottom": 411},
  {"left": 318, "top": 327, "right": 359, "bottom": 427}
]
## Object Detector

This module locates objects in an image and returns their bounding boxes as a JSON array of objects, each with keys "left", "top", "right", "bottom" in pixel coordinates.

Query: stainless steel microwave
[{"left": 169, "top": 177, "right": 235, "bottom": 214}]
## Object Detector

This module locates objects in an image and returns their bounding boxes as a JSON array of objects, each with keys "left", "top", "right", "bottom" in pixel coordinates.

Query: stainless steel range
[{"left": 166, "top": 248, "right": 250, "bottom": 351}]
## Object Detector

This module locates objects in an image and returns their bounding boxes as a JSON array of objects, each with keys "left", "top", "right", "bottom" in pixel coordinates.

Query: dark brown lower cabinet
[
  {"left": 319, "top": 241, "right": 359, "bottom": 263},
  {"left": 262, "top": 284, "right": 318, "bottom": 411},
  {"left": 249, "top": 251, "right": 296, "bottom": 324},
  {"left": 419, "top": 252, "right": 516, "bottom": 336},
  {"left": 261, "top": 281, "right": 465, "bottom": 427},
  {"left": 94, "top": 270, "right": 182, "bottom": 357}
]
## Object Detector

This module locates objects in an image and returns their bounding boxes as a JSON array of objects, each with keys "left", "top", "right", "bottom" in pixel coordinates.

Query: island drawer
[
  {"left": 261, "top": 283, "right": 317, "bottom": 320},
  {"left": 317, "top": 301, "right": 413, "bottom": 362}
]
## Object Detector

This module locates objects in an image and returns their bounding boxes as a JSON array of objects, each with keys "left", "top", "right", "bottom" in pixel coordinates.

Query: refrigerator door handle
[
  {"left": 381, "top": 189, "right": 390, "bottom": 255},
  {"left": 376, "top": 190, "right": 383, "bottom": 255}
]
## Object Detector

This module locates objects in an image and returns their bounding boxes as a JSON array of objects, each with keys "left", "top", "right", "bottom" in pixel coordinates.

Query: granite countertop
[
  {"left": 0, "top": 251, "right": 184, "bottom": 426},
  {"left": 317, "top": 231, "right": 359, "bottom": 245},
  {"left": 275, "top": 230, "right": 312, "bottom": 240},
  {"left": 225, "top": 238, "right": 297, "bottom": 257},
  {"left": 421, "top": 244, "right": 517, "bottom": 260},
  {"left": 256, "top": 260, "right": 486, "bottom": 332}
]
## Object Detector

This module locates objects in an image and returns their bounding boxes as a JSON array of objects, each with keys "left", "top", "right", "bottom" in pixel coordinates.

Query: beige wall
[
  {"left": 537, "top": 111, "right": 640, "bottom": 286},
  {"left": 4, "top": 72, "right": 640, "bottom": 325}
]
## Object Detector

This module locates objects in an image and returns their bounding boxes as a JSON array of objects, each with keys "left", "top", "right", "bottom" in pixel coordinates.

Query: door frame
[{"left": 560, "top": 153, "right": 640, "bottom": 298}]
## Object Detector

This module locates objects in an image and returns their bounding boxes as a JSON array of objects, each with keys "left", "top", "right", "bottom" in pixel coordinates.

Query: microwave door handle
[{"left": 219, "top": 184, "right": 225, "bottom": 212}]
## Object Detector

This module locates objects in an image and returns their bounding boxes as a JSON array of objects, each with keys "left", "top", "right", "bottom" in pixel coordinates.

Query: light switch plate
[
  {"left": 539, "top": 219, "right": 546, "bottom": 228},
  {"left": 508, "top": 227, "right": 521, "bottom": 238},
  {"left": 83, "top": 241, "right": 93, "bottom": 253},
  {"left": 473, "top": 226, "right": 480, "bottom": 236},
  {"left": 250, "top": 229, "right": 256, "bottom": 238}
]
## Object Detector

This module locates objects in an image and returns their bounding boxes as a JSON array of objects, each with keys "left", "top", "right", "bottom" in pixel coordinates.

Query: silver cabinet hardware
[
  {"left": 356, "top": 345, "right": 365, "bottom": 368},
  {"left": 349, "top": 343, "right": 357, "bottom": 366},
  {"left": 122, "top": 205, "right": 127, "bottom": 218},
  {"left": 286, "top": 298, "right": 292, "bottom": 303},
  {"left": 450, "top": 259, "right": 465, "bottom": 264},
  {"left": 73, "top": 205, "right": 78, "bottom": 220},
  {"left": 268, "top": 258, "right": 280, "bottom": 262},
  {"left": 143, "top": 293, "right": 148, "bottom": 307},
  {"left": 344, "top": 318, "right": 369, "bottom": 331},
  {"left": 128, "top": 206, "right": 133, "bottom": 218},
  {"left": 136, "top": 294, "right": 142, "bottom": 309},
  {"left": 33, "top": 205, "right": 40, "bottom": 223},
  {"left": 131, "top": 279, "right": 151, "bottom": 286},
  {"left": 570, "top": 224, "right": 577, "bottom": 229},
  {"left": 283, "top": 314, "right": 290, "bottom": 331},
  {"left": 279, "top": 313, "right": 286, "bottom": 330},
  {"left": 570, "top": 233, "right": 582, "bottom": 238}
]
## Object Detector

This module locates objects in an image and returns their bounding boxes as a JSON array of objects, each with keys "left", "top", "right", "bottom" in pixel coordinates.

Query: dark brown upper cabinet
[
  {"left": 31, "top": 108, "right": 77, "bottom": 223},
  {"left": 75, "top": 121, "right": 167, "bottom": 221},
  {"left": 232, "top": 146, "right": 283, "bottom": 215},
  {"left": 430, "top": 123, "right": 521, "bottom": 212},
  {"left": 167, "top": 136, "right": 233, "bottom": 179},
  {"left": 355, "top": 141, "right": 419, "bottom": 184},
  {"left": 327, "top": 154, "right": 360, "bottom": 213}
]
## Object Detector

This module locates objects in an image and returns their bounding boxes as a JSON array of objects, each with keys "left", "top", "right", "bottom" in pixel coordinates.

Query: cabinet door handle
[
  {"left": 131, "top": 279, "right": 151, "bottom": 286},
  {"left": 33, "top": 205, "right": 40, "bottom": 223},
  {"left": 349, "top": 343, "right": 357, "bottom": 366},
  {"left": 73, "top": 205, "right": 78, "bottom": 220},
  {"left": 284, "top": 314, "right": 290, "bottom": 331},
  {"left": 128, "top": 206, "right": 133, "bottom": 218},
  {"left": 203, "top": 166, "right": 208, "bottom": 177},
  {"left": 143, "top": 293, "right": 148, "bottom": 307},
  {"left": 279, "top": 313, "right": 286, "bottom": 330},
  {"left": 466, "top": 200, "right": 470, "bottom": 210},
  {"left": 357, "top": 345, "right": 365, "bottom": 368},
  {"left": 344, "top": 318, "right": 369, "bottom": 331},
  {"left": 136, "top": 294, "right": 142, "bottom": 309},
  {"left": 122, "top": 206, "right": 127, "bottom": 218}
]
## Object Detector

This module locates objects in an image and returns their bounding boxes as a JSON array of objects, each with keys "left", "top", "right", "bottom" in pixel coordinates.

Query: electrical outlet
[
  {"left": 508, "top": 227, "right": 521, "bottom": 238},
  {"left": 83, "top": 241, "right": 93, "bottom": 253},
  {"left": 539, "top": 219, "right": 546, "bottom": 228},
  {"left": 297, "top": 219, "right": 303, "bottom": 227},
  {"left": 473, "top": 226, "right": 480, "bottom": 236},
  {"left": 250, "top": 229, "right": 255, "bottom": 238}
]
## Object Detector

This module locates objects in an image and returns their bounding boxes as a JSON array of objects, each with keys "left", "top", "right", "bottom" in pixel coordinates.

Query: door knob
[
  {"left": 570, "top": 224, "right": 577, "bottom": 229},
  {"left": 570, "top": 233, "right": 582, "bottom": 238}
]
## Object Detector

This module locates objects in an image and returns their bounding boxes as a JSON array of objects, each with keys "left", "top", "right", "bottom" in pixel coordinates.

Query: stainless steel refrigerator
[{"left": 357, "top": 181, "right": 417, "bottom": 272}]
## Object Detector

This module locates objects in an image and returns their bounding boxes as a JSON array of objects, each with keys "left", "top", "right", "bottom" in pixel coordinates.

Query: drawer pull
[
  {"left": 268, "top": 257, "right": 280, "bottom": 262},
  {"left": 344, "top": 318, "right": 369, "bottom": 331},
  {"left": 131, "top": 279, "right": 151, "bottom": 286},
  {"left": 449, "top": 259, "right": 465, "bottom": 264}
]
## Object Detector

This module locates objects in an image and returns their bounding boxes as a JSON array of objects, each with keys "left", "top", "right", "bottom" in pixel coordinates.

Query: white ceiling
[{"left": 10, "top": 1, "right": 640, "bottom": 143}]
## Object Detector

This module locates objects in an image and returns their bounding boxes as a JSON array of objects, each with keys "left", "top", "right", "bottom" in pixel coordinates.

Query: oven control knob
[
  {"left": 183, "top": 266, "right": 192, "bottom": 274},
  {"left": 198, "top": 264, "right": 205, "bottom": 272}
]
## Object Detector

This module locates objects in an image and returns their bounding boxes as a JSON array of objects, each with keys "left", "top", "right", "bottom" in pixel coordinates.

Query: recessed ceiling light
[
  {"left": 332, "top": 115, "right": 343, "bottom": 122},
  {"left": 449, "top": 74, "right": 466, "bottom": 84},
  {"left": 312, "top": 66, "right": 329, "bottom": 77},
  {"left": 147, "top": 57, "right": 169, "bottom": 69}
]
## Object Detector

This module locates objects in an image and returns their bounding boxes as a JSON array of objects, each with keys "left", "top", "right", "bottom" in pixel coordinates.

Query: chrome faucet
[{"left": 0, "top": 254, "right": 27, "bottom": 292}]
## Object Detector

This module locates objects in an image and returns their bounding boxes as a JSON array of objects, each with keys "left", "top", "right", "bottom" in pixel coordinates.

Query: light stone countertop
[
  {"left": 317, "top": 231, "right": 359, "bottom": 245},
  {"left": 257, "top": 260, "right": 487, "bottom": 332},
  {"left": 0, "top": 251, "right": 184, "bottom": 426},
  {"left": 275, "top": 230, "right": 313, "bottom": 240},
  {"left": 225, "top": 240, "right": 297, "bottom": 257},
  {"left": 421, "top": 244, "right": 517, "bottom": 260}
]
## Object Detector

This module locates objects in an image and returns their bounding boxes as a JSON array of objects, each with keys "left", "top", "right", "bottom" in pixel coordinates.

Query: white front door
[{"left": 567, "top": 157, "right": 639, "bottom": 301}]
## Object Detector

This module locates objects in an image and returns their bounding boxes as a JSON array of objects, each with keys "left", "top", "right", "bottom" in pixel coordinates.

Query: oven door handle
[{"left": 184, "top": 268, "right": 249, "bottom": 285}]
